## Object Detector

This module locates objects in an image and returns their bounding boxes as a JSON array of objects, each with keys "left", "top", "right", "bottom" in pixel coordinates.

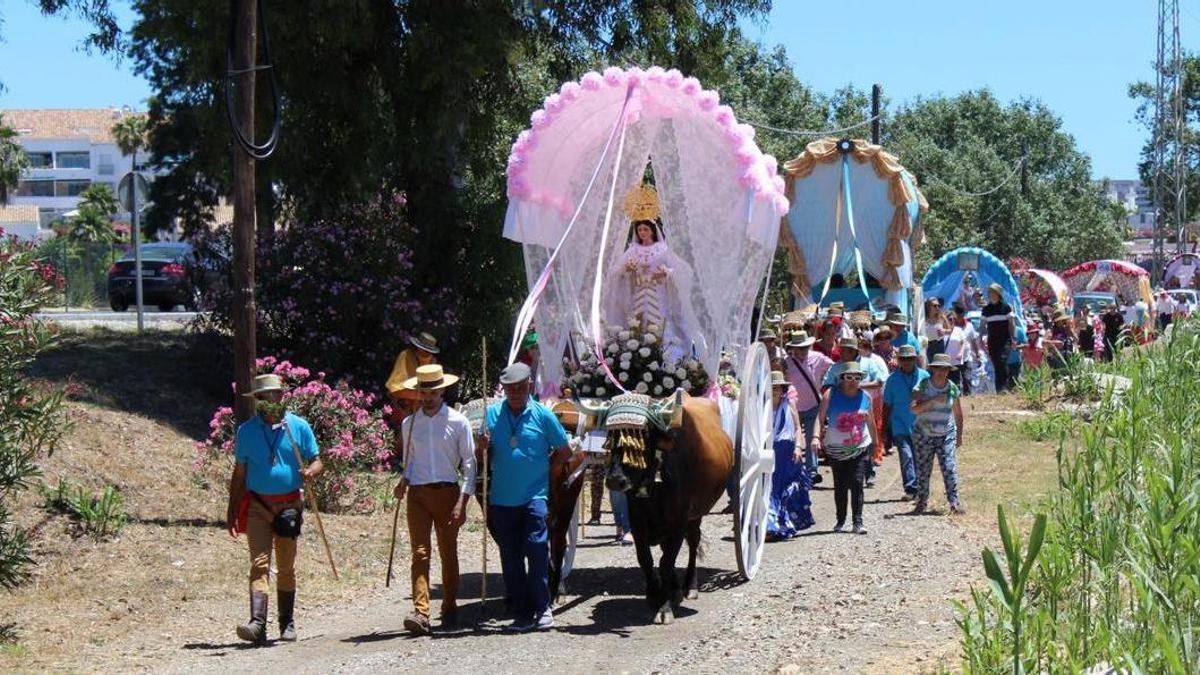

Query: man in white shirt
[
  {"left": 394, "top": 364, "right": 477, "bottom": 635},
  {"left": 1155, "top": 291, "right": 1176, "bottom": 331}
]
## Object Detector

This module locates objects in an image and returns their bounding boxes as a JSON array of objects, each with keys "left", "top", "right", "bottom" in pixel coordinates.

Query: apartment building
[
  {"left": 3, "top": 107, "right": 155, "bottom": 235},
  {"left": 1104, "top": 179, "right": 1157, "bottom": 237}
]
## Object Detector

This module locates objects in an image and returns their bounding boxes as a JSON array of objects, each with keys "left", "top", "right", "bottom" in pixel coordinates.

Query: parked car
[
  {"left": 1073, "top": 291, "right": 1118, "bottom": 315},
  {"left": 107, "top": 242, "right": 206, "bottom": 312},
  {"left": 1167, "top": 288, "right": 1198, "bottom": 309}
]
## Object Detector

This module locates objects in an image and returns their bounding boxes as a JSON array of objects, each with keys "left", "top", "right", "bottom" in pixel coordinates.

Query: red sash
[{"left": 235, "top": 490, "right": 302, "bottom": 533}]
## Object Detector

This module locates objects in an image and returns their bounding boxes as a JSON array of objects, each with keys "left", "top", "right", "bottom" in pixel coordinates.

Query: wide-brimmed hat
[
  {"left": 987, "top": 282, "right": 1004, "bottom": 296},
  {"left": 499, "top": 362, "right": 532, "bottom": 385},
  {"left": 402, "top": 364, "right": 460, "bottom": 391},
  {"left": 758, "top": 328, "right": 778, "bottom": 341},
  {"left": 838, "top": 336, "right": 858, "bottom": 349},
  {"left": 838, "top": 362, "right": 864, "bottom": 379},
  {"left": 886, "top": 312, "right": 909, "bottom": 327},
  {"left": 928, "top": 353, "right": 956, "bottom": 369},
  {"left": 896, "top": 344, "right": 918, "bottom": 359},
  {"left": 410, "top": 331, "right": 440, "bottom": 354},
  {"left": 785, "top": 331, "right": 816, "bottom": 348},
  {"left": 770, "top": 370, "right": 789, "bottom": 388},
  {"left": 243, "top": 374, "right": 285, "bottom": 398}
]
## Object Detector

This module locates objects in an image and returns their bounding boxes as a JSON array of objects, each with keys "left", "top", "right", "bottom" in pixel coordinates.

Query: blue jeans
[
  {"left": 609, "top": 488, "right": 631, "bottom": 530},
  {"left": 894, "top": 434, "right": 918, "bottom": 494},
  {"left": 799, "top": 406, "right": 819, "bottom": 474},
  {"left": 489, "top": 499, "right": 550, "bottom": 621}
]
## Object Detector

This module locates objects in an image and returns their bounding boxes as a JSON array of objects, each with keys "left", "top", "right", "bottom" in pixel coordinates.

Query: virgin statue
[{"left": 604, "top": 184, "right": 696, "bottom": 363}]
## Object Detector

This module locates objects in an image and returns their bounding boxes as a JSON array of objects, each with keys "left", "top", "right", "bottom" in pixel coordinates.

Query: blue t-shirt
[
  {"left": 486, "top": 400, "right": 569, "bottom": 507},
  {"left": 235, "top": 413, "right": 320, "bottom": 495},
  {"left": 891, "top": 330, "right": 920, "bottom": 353},
  {"left": 882, "top": 367, "right": 929, "bottom": 436}
]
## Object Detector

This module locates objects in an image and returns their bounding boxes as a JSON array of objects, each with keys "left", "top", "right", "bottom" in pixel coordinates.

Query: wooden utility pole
[
  {"left": 871, "top": 84, "right": 881, "bottom": 145},
  {"left": 231, "top": 0, "right": 258, "bottom": 422}
]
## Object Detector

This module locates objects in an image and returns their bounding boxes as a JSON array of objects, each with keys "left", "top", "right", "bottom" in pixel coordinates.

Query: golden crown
[{"left": 623, "top": 184, "right": 660, "bottom": 222}]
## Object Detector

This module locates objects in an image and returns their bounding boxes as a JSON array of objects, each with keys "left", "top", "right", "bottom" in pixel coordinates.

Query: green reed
[{"left": 958, "top": 320, "right": 1200, "bottom": 673}]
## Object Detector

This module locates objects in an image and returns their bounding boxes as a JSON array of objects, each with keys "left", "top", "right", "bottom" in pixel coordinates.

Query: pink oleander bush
[{"left": 195, "top": 356, "right": 395, "bottom": 513}]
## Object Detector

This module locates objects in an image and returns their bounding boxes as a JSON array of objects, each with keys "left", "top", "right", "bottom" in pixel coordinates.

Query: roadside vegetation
[{"left": 957, "top": 322, "right": 1200, "bottom": 673}]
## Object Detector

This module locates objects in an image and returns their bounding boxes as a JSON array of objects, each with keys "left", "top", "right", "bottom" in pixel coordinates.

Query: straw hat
[
  {"left": 928, "top": 353, "right": 956, "bottom": 369},
  {"left": 410, "top": 331, "right": 441, "bottom": 354},
  {"left": 886, "top": 312, "right": 909, "bottom": 327},
  {"left": 758, "top": 328, "right": 778, "bottom": 340},
  {"left": 785, "top": 331, "right": 816, "bottom": 348},
  {"left": 896, "top": 344, "right": 919, "bottom": 359},
  {"left": 988, "top": 282, "right": 1004, "bottom": 296},
  {"left": 770, "top": 370, "right": 789, "bottom": 388},
  {"left": 838, "top": 362, "right": 864, "bottom": 378},
  {"left": 402, "top": 364, "right": 460, "bottom": 391},
  {"left": 838, "top": 336, "right": 858, "bottom": 349},
  {"left": 1053, "top": 310, "right": 1071, "bottom": 323},
  {"left": 243, "top": 374, "right": 284, "bottom": 398}
]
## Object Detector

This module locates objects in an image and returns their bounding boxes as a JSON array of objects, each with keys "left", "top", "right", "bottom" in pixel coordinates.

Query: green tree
[
  {"left": 111, "top": 113, "right": 149, "bottom": 242},
  {"left": 68, "top": 184, "right": 120, "bottom": 243},
  {"left": 884, "top": 90, "right": 1125, "bottom": 272},
  {"left": 0, "top": 114, "right": 29, "bottom": 205}
]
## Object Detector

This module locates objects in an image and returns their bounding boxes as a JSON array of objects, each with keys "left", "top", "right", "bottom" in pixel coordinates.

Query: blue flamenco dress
[{"left": 766, "top": 402, "right": 815, "bottom": 540}]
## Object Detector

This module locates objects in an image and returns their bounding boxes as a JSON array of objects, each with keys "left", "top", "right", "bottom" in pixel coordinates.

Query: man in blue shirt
[
  {"left": 483, "top": 362, "right": 572, "bottom": 632},
  {"left": 226, "top": 374, "right": 324, "bottom": 644},
  {"left": 887, "top": 313, "right": 924, "bottom": 368},
  {"left": 882, "top": 345, "right": 928, "bottom": 499}
]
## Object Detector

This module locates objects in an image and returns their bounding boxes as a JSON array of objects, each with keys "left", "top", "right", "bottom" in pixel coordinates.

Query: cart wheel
[{"left": 733, "top": 342, "right": 775, "bottom": 580}]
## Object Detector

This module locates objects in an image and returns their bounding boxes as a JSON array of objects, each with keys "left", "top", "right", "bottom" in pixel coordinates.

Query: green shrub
[
  {"left": 40, "top": 479, "right": 127, "bottom": 540},
  {"left": 958, "top": 320, "right": 1200, "bottom": 672},
  {"left": 0, "top": 237, "right": 68, "bottom": 591}
]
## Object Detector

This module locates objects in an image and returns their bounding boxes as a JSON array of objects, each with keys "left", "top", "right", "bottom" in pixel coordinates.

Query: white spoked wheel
[{"left": 733, "top": 342, "right": 775, "bottom": 581}]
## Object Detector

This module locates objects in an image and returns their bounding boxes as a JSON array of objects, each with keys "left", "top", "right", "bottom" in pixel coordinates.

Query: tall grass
[{"left": 958, "top": 322, "right": 1200, "bottom": 673}]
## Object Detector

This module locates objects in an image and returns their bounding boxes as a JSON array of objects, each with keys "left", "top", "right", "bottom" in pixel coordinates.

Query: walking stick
[
  {"left": 284, "top": 425, "right": 339, "bottom": 580},
  {"left": 385, "top": 498, "right": 401, "bottom": 587},
  {"left": 481, "top": 337, "right": 489, "bottom": 609}
]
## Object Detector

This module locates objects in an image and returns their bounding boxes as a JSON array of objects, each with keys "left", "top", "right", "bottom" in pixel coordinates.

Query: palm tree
[
  {"left": 0, "top": 114, "right": 30, "bottom": 205},
  {"left": 110, "top": 114, "right": 148, "bottom": 244}
]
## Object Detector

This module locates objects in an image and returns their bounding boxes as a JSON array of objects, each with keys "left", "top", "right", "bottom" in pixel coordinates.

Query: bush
[
  {"left": 196, "top": 356, "right": 395, "bottom": 512},
  {"left": 39, "top": 478, "right": 127, "bottom": 540},
  {"left": 0, "top": 234, "right": 69, "bottom": 590},
  {"left": 195, "top": 191, "right": 452, "bottom": 388}
]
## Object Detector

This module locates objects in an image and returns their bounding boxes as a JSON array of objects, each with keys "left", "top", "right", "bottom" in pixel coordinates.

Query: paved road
[{"left": 35, "top": 308, "right": 204, "bottom": 330}]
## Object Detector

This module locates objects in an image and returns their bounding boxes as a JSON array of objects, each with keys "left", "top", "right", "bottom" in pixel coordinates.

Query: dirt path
[{"left": 168, "top": 459, "right": 981, "bottom": 674}]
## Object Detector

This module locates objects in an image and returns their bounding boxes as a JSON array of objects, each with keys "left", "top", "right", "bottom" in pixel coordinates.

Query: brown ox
[{"left": 603, "top": 396, "right": 733, "bottom": 624}]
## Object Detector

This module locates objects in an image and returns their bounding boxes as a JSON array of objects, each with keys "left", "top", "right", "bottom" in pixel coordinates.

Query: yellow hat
[{"left": 624, "top": 184, "right": 660, "bottom": 222}]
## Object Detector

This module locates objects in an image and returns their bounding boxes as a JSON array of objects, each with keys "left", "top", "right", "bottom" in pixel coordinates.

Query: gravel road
[{"left": 170, "top": 455, "right": 982, "bottom": 674}]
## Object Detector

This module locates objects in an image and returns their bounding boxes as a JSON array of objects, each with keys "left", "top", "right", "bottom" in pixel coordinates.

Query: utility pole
[
  {"left": 230, "top": 0, "right": 258, "bottom": 422},
  {"left": 870, "top": 84, "right": 881, "bottom": 145},
  {"left": 1152, "top": 0, "right": 1183, "bottom": 281},
  {"left": 131, "top": 146, "right": 144, "bottom": 333}
]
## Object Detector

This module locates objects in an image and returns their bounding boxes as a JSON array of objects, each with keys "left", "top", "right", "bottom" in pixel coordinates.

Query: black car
[{"left": 107, "top": 242, "right": 204, "bottom": 312}]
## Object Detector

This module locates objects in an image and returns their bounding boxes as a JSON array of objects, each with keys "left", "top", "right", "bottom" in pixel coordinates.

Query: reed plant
[{"left": 958, "top": 320, "right": 1200, "bottom": 673}]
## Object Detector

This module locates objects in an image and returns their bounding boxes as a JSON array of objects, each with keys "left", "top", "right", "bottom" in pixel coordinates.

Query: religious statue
[{"left": 604, "top": 184, "right": 696, "bottom": 363}]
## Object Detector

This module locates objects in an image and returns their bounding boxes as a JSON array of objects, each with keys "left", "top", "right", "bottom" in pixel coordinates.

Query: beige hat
[
  {"left": 243, "top": 374, "right": 285, "bottom": 398},
  {"left": 402, "top": 364, "right": 460, "bottom": 391},
  {"left": 785, "top": 331, "right": 816, "bottom": 348},
  {"left": 770, "top": 370, "right": 789, "bottom": 388}
]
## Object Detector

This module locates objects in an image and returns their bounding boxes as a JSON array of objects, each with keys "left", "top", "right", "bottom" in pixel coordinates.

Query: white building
[
  {"left": 1104, "top": 179, "right": 1157, "bottom": 237},
  {"left": 0, "top": 204, "right": 44, "bottom": 241},
  {"left": 3, "top": 107, "right": 156, "bottom": 236}
]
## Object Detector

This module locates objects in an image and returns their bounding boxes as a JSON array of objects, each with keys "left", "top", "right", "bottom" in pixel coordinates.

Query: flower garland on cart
[{"left": 562, "top": 319, "right": 710, "bottom": 400}]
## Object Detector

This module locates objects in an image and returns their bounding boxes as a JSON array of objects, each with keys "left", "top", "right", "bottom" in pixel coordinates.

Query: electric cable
[{"left": 224, "top": 0, "right": 281, "bottom": 160}]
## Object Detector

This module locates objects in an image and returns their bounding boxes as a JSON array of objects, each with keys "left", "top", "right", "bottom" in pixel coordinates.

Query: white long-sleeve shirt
[{"left": 400, "top": 404, "right": 477, "bottom": 495}]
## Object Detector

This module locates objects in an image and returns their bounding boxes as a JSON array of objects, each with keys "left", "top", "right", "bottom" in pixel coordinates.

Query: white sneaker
[{"left": 534, "top": 609, "right": 554, "bottom": 630}]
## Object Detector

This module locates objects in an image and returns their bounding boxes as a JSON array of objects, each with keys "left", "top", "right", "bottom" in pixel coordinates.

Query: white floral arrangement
[{"left": 562, "top": 320, "right": 710, "bottom": 400}]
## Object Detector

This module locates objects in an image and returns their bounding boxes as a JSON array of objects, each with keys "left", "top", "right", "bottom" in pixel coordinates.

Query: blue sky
[{"left": 0, "top": 0, "right": 1189, "bottom": 179}]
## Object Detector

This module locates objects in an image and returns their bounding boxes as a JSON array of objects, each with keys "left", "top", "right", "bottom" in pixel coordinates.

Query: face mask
[{"left": 256, "top": 399, "right": 286, "bottom": 423}]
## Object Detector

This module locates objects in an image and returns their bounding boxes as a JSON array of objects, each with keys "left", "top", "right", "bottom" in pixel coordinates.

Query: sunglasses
[{"left": 841, "top": 374, "right": 864, "bottom": 382}]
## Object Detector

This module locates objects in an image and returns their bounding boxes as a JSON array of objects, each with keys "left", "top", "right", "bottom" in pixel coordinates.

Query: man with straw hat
[
  {"left": 783, "top": 331, "right": 832, "bottom": 484},
  {"left": 886, "top": 312, "right": 923, "bottom": 368},
  {"left": 226, "top": 373, "right": 324, "bottom": 644},
  {"left": 882, "top": 344, "right": 927, "bottom": 500},
  {"left": 393, "top": 364, "right": 476, "bottom": 635},
  {"left": 481, "top": 362, "right": 574, "bottom": 632},
  {"left": 384, "top": 331, "right": 441, "bottom": 422}
]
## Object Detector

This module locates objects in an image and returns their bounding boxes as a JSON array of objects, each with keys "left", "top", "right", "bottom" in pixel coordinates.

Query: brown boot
[
  {"left": 278, "top": 590, "right": 296, "bottom": 642},
  {"left": 236, "top": 591, "right": 269, "bottom": 644}
]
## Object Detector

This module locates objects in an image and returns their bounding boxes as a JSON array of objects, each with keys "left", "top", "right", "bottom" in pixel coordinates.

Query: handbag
[{"left": 252, "top": 492, "right": 304, "bottom": 538}]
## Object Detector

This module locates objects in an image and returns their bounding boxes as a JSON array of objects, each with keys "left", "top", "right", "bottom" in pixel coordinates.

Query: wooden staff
[
  {"left": 284, "top": 425, "right": 339, "bottom": 580},
  {"left": 480, "top": 337, "right": 489, "bottom": 608}
]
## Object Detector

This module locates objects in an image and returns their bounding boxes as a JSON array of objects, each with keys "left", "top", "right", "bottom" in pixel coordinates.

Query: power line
[
  {"left": 924, "top": 155, "right": 1027, "bottom": 198},
  {"left": 745, "top": 113, "right": 881, "bottom": 138}
]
